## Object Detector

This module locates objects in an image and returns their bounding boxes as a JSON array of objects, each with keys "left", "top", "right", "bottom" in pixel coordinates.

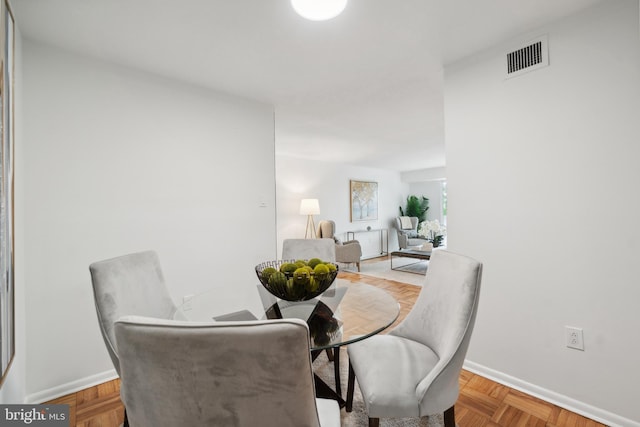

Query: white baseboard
[
  {"left": 464, "top": 360, "right": 639, "bottom": 427},
  {"left": 26, "top": 369, "right": 118, "bottom": 404}
]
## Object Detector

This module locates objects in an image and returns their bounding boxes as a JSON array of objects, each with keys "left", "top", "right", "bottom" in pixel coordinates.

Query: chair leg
[
  {"left": 356, "top": 262, "right": 361, "bottom": 272},
  {"left": 369, "top": 418, "right": 380, "bottom": 427},
  {"left": 346, "top": 361, "right": 355, "bottom": 412},
  {"left": 444, "top": 405, "right": 455, "bottom": 427}
]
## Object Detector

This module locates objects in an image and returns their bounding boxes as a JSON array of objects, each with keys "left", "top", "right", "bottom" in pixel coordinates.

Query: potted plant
[
  {"left": 399, "top": 195, "right": 429, "bottom": 223},
  {"left": 418, "top": 219, "right": 446, "bottom": 248}
]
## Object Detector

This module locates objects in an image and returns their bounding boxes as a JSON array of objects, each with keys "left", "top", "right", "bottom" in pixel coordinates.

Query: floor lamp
[{"left": 300, "top": 199, "right": 320, "bottom": 239}]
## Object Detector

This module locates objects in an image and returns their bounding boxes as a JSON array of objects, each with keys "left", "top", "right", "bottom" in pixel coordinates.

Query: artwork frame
[
  {"left": 350, "top": 180, "right": 378, "bottom": 222},
  {"left": 0, "top": 0, "right": 15, "bottom": 387}
]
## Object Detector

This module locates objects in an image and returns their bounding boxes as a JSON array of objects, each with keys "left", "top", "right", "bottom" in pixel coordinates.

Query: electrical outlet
[
  {"left": 182, "top": 294, "right": 194, "bottom": 312},
  {"left": 565, "top": 326, "right": 584, "bottom": 351}
]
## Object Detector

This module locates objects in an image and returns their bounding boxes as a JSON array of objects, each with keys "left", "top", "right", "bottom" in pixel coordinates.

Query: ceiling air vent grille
[{"left": 505, "top": 35, "right": 548, "bottom": 79}]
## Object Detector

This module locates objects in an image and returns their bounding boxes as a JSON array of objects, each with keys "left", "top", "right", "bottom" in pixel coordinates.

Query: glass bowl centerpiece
[{"left": 255, "top": 259, "right": 339, "bottom": 301}]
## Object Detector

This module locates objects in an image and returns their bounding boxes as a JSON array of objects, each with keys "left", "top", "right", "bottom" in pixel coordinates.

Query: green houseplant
[{"left": 399, "top": 195, "right": 429, "bottom": 223}]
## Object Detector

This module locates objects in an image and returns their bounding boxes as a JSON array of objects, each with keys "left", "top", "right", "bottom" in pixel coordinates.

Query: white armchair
[{"left": 395, "top": 216, "right": 429, "bottom": 250}]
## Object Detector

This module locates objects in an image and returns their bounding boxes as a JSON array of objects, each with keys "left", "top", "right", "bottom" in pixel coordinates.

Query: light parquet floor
[{"left": 46, "top": 259, "right": 607, "bottom": 427}]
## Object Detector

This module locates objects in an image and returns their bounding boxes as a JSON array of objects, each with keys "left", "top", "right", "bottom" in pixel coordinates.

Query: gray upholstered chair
[
  {"left": 317, "top": 220, "right": 362, "bottom": 271},
  {"left": 282, "top": 238, "right": 336, "bottom": 262},
  {"left": 280, "top": 237, "right": 341, "bottom": 392},
  {"left": 89, "top": 250, "right": 185, "bottom": 427},
  {"left": 115, "top": 316, "right": 341, "bottom": 427},
  {"left": 346, "top": 250, "right": 483, "bottom": 427},
  {"left": 395, "top": 216, "right": 428, "bottom": 249},
  {"left": 89, "top": 250, "right": 185, "bottom": 375}
]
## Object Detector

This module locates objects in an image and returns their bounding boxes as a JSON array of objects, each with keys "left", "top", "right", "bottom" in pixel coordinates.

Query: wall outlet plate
[{"left": 565, "top": 326, "right": 584, "bottom": 351}]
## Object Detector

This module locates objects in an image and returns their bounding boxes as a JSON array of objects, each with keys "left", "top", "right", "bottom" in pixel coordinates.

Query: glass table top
[{"left": 178, "top": 278, "right": 400, "bottom": 351}]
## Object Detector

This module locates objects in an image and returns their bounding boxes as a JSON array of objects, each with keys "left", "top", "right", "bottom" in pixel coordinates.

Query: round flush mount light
[{"left": 291, "top": 0, "right": 348, "bottom": 21}]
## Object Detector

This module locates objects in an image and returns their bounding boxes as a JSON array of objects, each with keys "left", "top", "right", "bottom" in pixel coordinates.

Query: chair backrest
[
  {"left": 115, "top": 316, "right": 323, "bottom": 427},
  {"left": 89, "top": 250, "right": 180, "bottom": 375},
  {"left": 395, "top": 216, "right": 419, "bottom": 232},
  {"left": 390, "top": 250, "right": 482, "bottom": 414},
  {"left": 282, "top": 238, "right": 336, "bottom": 262},
  {"left": 316, "top": 220, "right": 336, "bottom": 239}
]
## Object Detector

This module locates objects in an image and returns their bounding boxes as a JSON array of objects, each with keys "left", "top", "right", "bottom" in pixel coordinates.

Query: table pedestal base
[{"left": 312, "top": 348, "right": 345, "bottom": 408}]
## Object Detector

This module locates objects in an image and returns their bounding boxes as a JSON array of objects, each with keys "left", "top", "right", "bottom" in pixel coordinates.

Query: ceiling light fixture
[{"left": 291, "top": 0, "right": 348, "bottom": 21}]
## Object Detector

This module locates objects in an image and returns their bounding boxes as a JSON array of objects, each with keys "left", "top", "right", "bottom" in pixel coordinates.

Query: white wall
[
  {"left": 21, "top": 41, "right": 276, "bottom": 401},
  {"left": 275, "top": 155, "right": 408, "bottom": 257},
  {"left": 445, "top": 1, "right": 640, "bottom": 425}
]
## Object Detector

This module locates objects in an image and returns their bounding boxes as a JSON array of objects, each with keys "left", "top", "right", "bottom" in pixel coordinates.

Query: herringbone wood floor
[{"left": 46, "top": 261, "right": 607, "bottom": 426}]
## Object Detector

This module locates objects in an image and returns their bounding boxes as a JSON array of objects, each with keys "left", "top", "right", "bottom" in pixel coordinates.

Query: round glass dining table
[
  {"left": 178, "top": 278, "right": 401, "bottom": 351},
  {"left": 178, "top": 277, "right": 400, "bottom": 406}
]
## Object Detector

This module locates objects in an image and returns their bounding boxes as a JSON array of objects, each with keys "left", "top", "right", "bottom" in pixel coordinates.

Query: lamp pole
[{"left": 300, "top": 199, "right": 320, "bottom": 239}]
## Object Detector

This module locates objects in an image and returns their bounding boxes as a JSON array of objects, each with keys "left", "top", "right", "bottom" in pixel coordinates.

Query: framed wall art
[
  {"left": 0, "top": 0, "right": 15, "bottom": 386},
  {"left": 350, "top": 180, "right": 378, "bottom": 222}
]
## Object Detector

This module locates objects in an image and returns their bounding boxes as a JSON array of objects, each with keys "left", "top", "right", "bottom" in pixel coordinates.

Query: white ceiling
[{"left": 13, "top": 0, "right": 604, "bottom": 172}]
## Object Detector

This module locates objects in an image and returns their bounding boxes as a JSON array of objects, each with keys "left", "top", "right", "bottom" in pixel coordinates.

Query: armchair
[
  {"left": 395, "top": 216, "right": 428, "bottom": 250},
  {"left": 317, "top": 220, "right": 362, "bottom": 272}
]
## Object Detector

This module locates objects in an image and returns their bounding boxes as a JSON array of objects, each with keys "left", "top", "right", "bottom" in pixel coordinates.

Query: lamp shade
[
  {"left": 291, "top": 0, "right": 348, "bottom": 21},
  {"left": 299, "top": 199, "right": 320, "bottom": 215}
]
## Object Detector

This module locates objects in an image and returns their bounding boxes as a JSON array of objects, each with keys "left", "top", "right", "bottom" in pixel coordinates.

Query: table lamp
[{"left": 300, "top": 198, "right": 320, "bottom": 239}]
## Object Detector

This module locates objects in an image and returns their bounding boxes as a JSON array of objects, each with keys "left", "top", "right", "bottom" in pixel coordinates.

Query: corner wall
[
  {"left": 403, "top": 167, "right": 446, "bottom": 224},
  {"left": 407, "top": 181, "right": 443, "bottom": 224},
  {"left": 22, "top": 41, "right": 276, "bottom": 400},
  {"left": 445, "top": 1, "right": 640, "bottom": 424},
  {"left": 0, "top": 11, "right": 25, "bottom": 405}
]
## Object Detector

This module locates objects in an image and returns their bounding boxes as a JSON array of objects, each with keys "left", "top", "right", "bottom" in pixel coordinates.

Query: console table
[{"left": 346, "top": 228, "right": 389, "bottom": 258}]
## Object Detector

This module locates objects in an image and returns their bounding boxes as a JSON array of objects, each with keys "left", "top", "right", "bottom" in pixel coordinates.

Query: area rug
[
  {"left": 340, "top": 257, "right": 428, "bottom": 287},
  {"left": 313, "top": 349, "right": 444, "bottom": 426}
]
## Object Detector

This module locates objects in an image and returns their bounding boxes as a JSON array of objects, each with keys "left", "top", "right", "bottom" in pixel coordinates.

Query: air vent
[{"left": 505, "top": 35, "right": 548, "bottom": 79}]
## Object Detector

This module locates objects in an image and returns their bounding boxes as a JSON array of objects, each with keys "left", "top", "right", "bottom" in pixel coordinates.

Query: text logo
[{"left": 0, "top": 405, "right": 69, "bottom": 426}]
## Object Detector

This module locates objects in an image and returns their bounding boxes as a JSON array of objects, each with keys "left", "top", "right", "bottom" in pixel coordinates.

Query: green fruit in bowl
[
  {"left": 257, "top": 259, "right": 337, "bottom": 301},
  {"left": 307, "top": 258, "right": 323, "bottom": 268},
  {"left": 315, "top": 263, "right": 336, "bottom": 289},
  {"left": 280, "top": 263, "right": 297, "bottom": 274},
  {"left": 293, "top": 267, "right": 310, "bottom": 286},
  {"left": 307, "top": 277, "right": 318, "bottom": 292},
  {"left": 285, "top": 277, "right": 296, "bottom": 297},
  {"left": 292, "top": 268, "right": 309, "bottom": 299},
  {"left": 313, "top": 264, "right": 330, "bottom": 275},
  {"left": 268, "top": 272, "right": 287, "bottom": 294},
  {"left": 261, "top": 267, "right": 277, "bottom": 281}
]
